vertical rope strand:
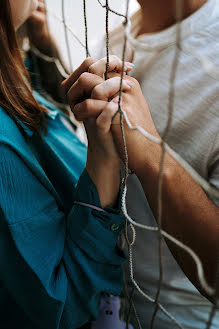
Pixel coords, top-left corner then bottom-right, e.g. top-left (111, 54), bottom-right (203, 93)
top-left (150, 1), bottom-right (183, 328)
top-left (123, 263), bottom-right (143, 329)
top-left (83, 0), bottom-right (89, 58)
top-left (61, 0), bottom-right (73, 72)
top-left (206, 305), bottom-right (218, 329)
top-left (116, 1), bottom-right (139, 328)
top-left (150, 148), bottom-right (165, 329)
top-left (118, 0), bottom-right (130, 188)
top-left (105, 0), bottom-right (110, 80)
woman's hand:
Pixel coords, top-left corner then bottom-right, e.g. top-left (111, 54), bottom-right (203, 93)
top-left (63, 57), bottom-right (135, 207)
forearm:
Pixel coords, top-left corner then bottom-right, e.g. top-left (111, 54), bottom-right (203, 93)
top-left (136, 140), bottom-right (219, 300)
top-left (86, 151), bottom-right (121, 208)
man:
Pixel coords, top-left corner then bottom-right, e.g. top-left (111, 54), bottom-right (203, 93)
top-left (65, 0), bottom-right (219, 328)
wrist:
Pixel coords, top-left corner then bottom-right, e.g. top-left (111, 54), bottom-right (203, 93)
top-left (86, 154), bottom-right (121, 208)
top-left (133, 139), bottom-right (163, 180)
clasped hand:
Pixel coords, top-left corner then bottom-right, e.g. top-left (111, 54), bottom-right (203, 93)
top-left (62, 56), bottom-right (160, 181)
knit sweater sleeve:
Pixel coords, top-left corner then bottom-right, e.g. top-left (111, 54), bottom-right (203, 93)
top-left (0, 143), bottom-right (125, 329)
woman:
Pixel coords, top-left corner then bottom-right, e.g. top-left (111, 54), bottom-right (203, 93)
top-left (0, 1), bottom-right (132, 328)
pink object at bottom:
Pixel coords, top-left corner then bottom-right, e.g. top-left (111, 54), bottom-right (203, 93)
top-left (91, 295), bottom-right (134, 329)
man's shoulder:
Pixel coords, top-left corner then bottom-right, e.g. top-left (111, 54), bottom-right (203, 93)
top-left (181, 9), bottom-right (219, 82)
top-left (186, 7), bottom-right (219, 52)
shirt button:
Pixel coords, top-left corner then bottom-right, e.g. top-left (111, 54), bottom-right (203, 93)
top-left (111, 223), bottom-right (120, 231)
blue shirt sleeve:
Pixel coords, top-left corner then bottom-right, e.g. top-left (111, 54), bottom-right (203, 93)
top-left (0, 143), bottom-right (125, 329)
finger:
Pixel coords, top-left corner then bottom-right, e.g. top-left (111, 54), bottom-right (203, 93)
top-left (62, 57), bottom-right (97, 91)
top-left (67, 72), bottom-right (103, 108)
top-left (107, 71), bottom-right (127, 79)
top-left (96, 101), bottom-right (120, 133)
top-left (91, 77), bottom-right (133, 101)
top-left (88, 55), bottom-right (135, 77)
top-left (73, 99), bottom-right (110, 121)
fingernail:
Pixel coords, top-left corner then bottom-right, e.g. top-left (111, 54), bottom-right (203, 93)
top-left (124, 80), bottom-right (133, 88)
top-left (125, 62), bottom-right (135, 67)
top-left (124, 62), bottom-right (135, 72)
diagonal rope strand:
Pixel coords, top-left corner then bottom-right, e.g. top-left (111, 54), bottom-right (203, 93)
top-left (120, 118), bottom-right (216, 298)
top-left (97, 0), bottom-right (127, 19)
top-left (39, 2), bottom-right (89, 53)
top-left (128, 247), bottom-right (185, 329)
top-left (61, 0), bottom-right (73, 72)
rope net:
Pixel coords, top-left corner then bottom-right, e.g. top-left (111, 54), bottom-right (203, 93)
top-left (35, 1), bottom-right (219, 328)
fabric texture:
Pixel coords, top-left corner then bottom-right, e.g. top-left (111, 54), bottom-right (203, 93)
top-left (91, 0), bottom-right (219, 328)
top-left (0, 91), bottom-right (125, 329)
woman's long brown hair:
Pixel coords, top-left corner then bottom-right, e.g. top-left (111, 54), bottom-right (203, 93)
top-left (0, 0), bottom-right (48, 138)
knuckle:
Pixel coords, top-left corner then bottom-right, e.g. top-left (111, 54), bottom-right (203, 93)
top-left (110, 55), bottom-right (119, 62)
top-left (78, 72), bottom-right (90, 85)
top-left (108, 103), bottom-right (119, 117)
top-left (67, 89), bottom-right (73, 104)
top-left (128, 76), bottom-right (139, 86)
top-left (73, 105), bottom-right (84, 121)
top-left (113, 76), bottom-right (121, 85)
top-left (96, 117), bottom-right (105, 128)
top-left (107, 72), bottom-right (120, 79)
top-left (96, 115), bottom-right (108, 130)
top-left (88, 64), bottom-right (96, 74)
top-left (92, 85), bottom-right (101, 99)
top-left (72, 105), bottom-right (79, 117)
top-left (74, 112), bottom-right (82, 121)
top-left (83, 98), bottom-right (92, 111)
top-left (83, 57), bottom-right (96, 69)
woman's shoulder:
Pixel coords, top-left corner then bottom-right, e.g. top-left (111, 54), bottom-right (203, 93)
top-left (0, 106), bottom-right (35, 162)
top-left (0, 106), bottom-right (28, 142)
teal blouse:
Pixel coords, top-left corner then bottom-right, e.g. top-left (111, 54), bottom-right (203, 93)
top-left (0, 91), bottom-right (125, 329)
